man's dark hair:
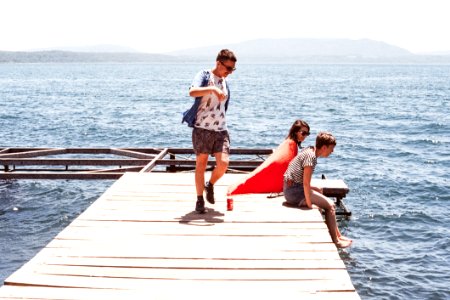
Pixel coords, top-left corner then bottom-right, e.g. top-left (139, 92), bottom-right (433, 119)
top-left (316, 132), bottom-right (336, 149)
top-left (217, 49), bottom-right (237, 62)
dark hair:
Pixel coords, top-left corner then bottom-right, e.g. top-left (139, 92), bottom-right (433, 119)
top-left (217, 49), bottom-right (237, 62)
top-left (316, 132), bottom-right (336, 149)
top-left (286, 119), bottom-right (310, 146)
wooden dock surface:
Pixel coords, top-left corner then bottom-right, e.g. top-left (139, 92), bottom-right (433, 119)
top-left (0, 172), bottom-right (360, 300)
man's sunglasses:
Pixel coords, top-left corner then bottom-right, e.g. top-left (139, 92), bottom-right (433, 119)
top-left (219, 61), bottom-right (236, 72)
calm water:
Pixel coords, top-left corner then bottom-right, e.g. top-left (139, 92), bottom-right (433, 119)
top-left (1, 63), bottom-right (449, 299)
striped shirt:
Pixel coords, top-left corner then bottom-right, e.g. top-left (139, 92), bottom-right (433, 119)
top-left (284, 146), bottom-right (317, 184)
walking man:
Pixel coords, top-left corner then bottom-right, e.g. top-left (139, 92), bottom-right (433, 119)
top-left (182, 49), bottom-right (237, 213)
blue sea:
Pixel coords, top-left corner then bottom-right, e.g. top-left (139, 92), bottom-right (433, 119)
top-left (1, 62), bottom-right (449, 299)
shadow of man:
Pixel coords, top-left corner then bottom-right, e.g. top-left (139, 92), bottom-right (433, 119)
top-left (177, 208), bottom-right (225, 226)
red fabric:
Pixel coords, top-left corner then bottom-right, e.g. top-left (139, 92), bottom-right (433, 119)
top-left (227, 139), bottom-right (298, 195)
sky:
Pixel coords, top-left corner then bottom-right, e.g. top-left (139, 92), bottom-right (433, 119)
top-left (1, 0), bottom-right (449, 54)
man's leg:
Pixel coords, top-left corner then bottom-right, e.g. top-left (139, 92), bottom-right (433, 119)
top-left (205, 130), bottom-right (230, 204)
top-left (310, 191), bottom-right (338, 242)
top-left (311, 191), bottom-right (351, 248)
top-left (195, 153), bottom-right (209, 213)
top-left (210, 151), bottom-right (229, 184)
top-left (204, 151), bottom-right (229, 204)
top-left (195, 153), bottom-right (209, 196)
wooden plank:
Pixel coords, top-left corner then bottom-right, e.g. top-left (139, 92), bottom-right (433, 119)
top-left (140, 148), bottom-right (169, 173)
top-left (75, 208), bottom-right (324, 223)
top-left (0, 284), bottom-right (360, 300)
top-left (0, 148), bottom-right (66, 158)
top-left (4, 272), bottom-right (356, 292)
top-left (86, 166), bottom-right (143, 173)
top-left (0, 158), bottom-right (150, 166)
top-left (88, 198), bottom-right (289, 208)
top-left (156, 159), bottom-right (263, 166)
top-left (110, 148), bottom-right (156, 159)
top-left (0, 172), bottom-right (124, 180)
top-left (54, 225), bottom-right (331, 240)
top-left (113, 172), bottom-right (242, 186)
top-left (10, 264), bottom-right (353, 281)
top-left (53, 224), bottom-right (332, 237)
top-left (16, 244), bottom-right (341, 264)
top-left (167, 147), bottom-right (272, 155)
top-left (44, 236), bottom-right (337, 252)
top-left (68, 219), bottom-right (328, 230)
top-left (33, 254), bottom-right (346, 269)
top-left (28, 246), bottom-right (341, 261)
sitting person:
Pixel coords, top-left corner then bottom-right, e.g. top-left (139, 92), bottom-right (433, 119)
top-left (283, 131), bottom-right (352, 248)
top-left (227, 119), bottom-right (310, 196)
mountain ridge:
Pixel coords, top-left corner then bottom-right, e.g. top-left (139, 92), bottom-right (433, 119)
top-left (30, 44), bottom-right (140, 53)
top-left (0, 50), bottom-right (178, 63)
top-left (166, 38), bottom-right (413, 58)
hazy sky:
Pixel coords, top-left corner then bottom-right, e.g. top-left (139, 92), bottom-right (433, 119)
top-left (1, 0), bottom-right (449, 54)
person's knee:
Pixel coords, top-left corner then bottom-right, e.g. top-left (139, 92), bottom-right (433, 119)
top-left (329, 203), bottom-right (336, 213)
top-left (216, 159), bottom-right (229, 171)
top-left (321, 201), bottom-right (336, 217)
top-left (215, 154), bottom-right (229, 169)
top-left (324, 199), bottom-right (335, 210)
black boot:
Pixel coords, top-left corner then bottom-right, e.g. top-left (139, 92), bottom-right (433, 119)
top-left (195, 196), bottom-right (206, 213)
top-left (204, 181), bottom-right (215, 204)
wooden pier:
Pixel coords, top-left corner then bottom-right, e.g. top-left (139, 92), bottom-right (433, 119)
top-left (0, 172), bottom-right (360, 300)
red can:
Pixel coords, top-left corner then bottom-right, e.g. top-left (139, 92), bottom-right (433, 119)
top-left (227, 198), bottom-right (234, 211)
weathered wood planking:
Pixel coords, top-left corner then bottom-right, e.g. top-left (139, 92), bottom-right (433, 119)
top-left (0, 172), bottom-right (359, 300)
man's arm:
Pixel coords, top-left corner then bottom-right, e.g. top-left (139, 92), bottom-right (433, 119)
top-left (189, 86), bottom-right (226, 101)
top-left (303, 166), bottom-right (313, 208)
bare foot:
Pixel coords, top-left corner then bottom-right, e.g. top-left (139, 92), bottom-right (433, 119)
top-left (335, 239), bottom-right (352, 248)
top-left (339, 235), bottom-right (353, 242)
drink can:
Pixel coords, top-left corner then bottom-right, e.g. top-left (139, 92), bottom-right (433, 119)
top-left (227, 198), bottom-right (233, 211)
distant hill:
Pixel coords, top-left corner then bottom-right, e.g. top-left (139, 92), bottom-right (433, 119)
top-left (0, 50), bottom-right (179, 63)
top-left (167, 38), bottom-right (413, 59)
top-left (31, 44), bottom-right (140, 53)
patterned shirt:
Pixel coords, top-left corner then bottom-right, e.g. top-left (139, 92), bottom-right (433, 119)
top-left (284, 146), bottom-right (317, 184)
top-left (193, 72), bottom-right (228, 132)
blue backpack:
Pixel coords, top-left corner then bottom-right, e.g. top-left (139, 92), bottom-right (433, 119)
top-left (182, 70), bottom-right (230, 128)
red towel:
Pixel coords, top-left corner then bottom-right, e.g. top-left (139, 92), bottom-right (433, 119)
top-left (227, 139), bottom-right (298, 195)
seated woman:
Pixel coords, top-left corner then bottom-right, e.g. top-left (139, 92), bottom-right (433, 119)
top-left (283, 132), bottom-right (352, 248)
top-left (227, 119), bottom-right (310, 195)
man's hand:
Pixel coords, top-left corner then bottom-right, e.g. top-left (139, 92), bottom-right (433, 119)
top-left (212, 87), bottom-right (227, 101)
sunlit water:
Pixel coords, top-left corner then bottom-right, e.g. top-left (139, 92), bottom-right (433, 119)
top-left (1, 63), bottom-right (449, 299)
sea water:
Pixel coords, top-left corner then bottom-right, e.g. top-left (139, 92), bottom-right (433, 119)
top-left (0, 63), bottom-right (449, 299)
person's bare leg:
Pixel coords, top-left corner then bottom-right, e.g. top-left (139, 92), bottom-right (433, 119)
top-left (204, 152), bottom-right (229, 204)
top-left (311, 191), bottom-right (351, 248)
top-left (209, 152), bottom-right (229, 184)
top-left (194, 153), bottom-right (210, 212)
top-left (195, 154), bottom-right (209, 195)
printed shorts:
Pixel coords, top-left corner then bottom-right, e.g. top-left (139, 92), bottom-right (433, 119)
top-left (192, 127), bottom-right (230, 155)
